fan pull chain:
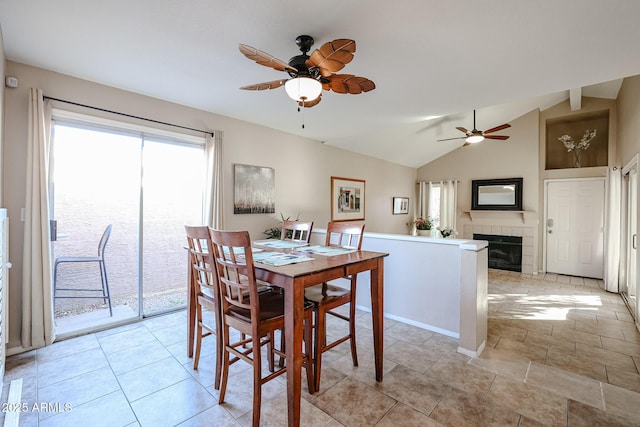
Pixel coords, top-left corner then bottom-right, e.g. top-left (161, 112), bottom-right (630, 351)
top-left (298, 100), bottom-right (306, 129)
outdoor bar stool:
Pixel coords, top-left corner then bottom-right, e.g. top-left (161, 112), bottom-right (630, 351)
top-left (53, 224), bottom-right (113, 316)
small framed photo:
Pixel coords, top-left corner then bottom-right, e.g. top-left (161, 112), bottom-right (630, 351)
top-left (393, 197), bottom-right (409, 215)
top-left (331, 176), bottom-right (365, 221)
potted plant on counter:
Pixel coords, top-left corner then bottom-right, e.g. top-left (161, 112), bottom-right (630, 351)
top-left (438, 226), bottom-right (458, 238)
top-left (414, 217), bottom-right (433, 237)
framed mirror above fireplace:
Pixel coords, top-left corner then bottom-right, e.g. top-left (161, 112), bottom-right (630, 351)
top-left (471, 177), bottom-right (523, 211)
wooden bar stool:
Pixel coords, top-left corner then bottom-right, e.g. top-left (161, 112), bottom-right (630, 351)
top-left (184, 225), bottom-right (222, 390)
top-left (304, 221), bottom-right (365, 392)
top-left (209, 229), bottom-right (315, 427)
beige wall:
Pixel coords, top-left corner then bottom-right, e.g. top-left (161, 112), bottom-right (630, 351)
top-left (617, 75), bottom-right (640, 167)
top-left (418, 97), bottom-right (619, 274)
top-left (538, 96), bottom-right (616, 182)
top-left (417, 109), bottom-right (539, 213)
top-left (417, 110), bottom-right (540, 272)
top-left (2, 61), bottom-right (416, 349)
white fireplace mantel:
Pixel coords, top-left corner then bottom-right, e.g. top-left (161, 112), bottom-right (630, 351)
top-left (464, 210), bottom-right (537, 224)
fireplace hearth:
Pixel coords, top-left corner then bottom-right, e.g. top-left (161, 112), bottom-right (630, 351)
top-left (474, 233), bottom-right (523, 272)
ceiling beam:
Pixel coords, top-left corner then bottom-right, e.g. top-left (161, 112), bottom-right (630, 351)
top-left (570, 87), bottom-right (582, 111)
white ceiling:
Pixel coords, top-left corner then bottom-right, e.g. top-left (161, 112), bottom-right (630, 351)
top-left (1, 1), bottom-right (639, 168)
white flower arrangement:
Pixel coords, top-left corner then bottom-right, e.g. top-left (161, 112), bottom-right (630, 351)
top-left (557, 129), bottom-right (597, 167)
top-left (438, 226), bottom-right (457, 238)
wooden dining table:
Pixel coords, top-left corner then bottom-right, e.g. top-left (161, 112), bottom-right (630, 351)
top-left (186, 246), bottom-right (389, 427)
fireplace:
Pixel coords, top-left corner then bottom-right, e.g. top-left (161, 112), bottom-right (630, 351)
top-left (474, 234), bottom-right (523, 272)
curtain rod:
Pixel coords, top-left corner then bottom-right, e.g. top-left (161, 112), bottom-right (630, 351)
top-left (43, 96), bottom-right (214, 137)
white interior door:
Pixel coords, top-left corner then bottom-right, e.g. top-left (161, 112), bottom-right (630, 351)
top-left (546, 179), bottom-right (605, 278)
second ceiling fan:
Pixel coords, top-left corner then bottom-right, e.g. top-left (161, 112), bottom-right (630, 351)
top-left (437, 110), bottom-right (511, 146)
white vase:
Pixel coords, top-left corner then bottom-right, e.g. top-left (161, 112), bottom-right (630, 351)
top-left (417, 229), bottom-right (431, 237)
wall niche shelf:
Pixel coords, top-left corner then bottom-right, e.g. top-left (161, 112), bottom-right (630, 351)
top-left (464, 210), bottom-right (536, 224)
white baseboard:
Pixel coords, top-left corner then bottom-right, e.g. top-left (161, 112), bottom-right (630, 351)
top-left (6, 346), bottom-right (32, 357)
top-left (457, 340), bottom-right (486, 358)
top-left (355, 304), bottom-right (459, 339)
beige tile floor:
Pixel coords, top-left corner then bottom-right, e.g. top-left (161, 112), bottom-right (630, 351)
top-left (2, 269), bottom-right (640, 426)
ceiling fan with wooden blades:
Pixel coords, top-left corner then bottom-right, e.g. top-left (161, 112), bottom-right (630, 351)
top-left (437, 110), bottom-right (511, 146)
top-left (239, 35), bottom-right (375, 108)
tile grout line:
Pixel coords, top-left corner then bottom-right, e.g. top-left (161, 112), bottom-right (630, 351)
top-left (522, 361), bottom-right (532, 383)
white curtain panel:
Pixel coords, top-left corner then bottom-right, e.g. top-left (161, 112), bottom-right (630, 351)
top-left (604, 167), bottom-right (621, 293)
top-left (440, 180), bottom-right (458, 231)
top-left (22, 88), bottom-right (55, 348)
top-left (417, 180), bottom-right (458, 232)
top-left (417, 182), bottom-right (428, 220)
top-left (204, 131), bottom-right (223, 229)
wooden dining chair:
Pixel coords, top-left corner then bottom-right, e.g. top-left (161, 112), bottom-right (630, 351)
top-left (209, 229), bottom-right (315, 427)
top-left (184, 225), bottom-right (222, 390)
top-left (281, 220), bottom-right (314, 244)
top-left (304, 221), bottom-right (365, 392)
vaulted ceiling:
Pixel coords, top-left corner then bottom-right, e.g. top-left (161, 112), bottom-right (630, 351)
top-left (1, 1), bottom-right (639, 167)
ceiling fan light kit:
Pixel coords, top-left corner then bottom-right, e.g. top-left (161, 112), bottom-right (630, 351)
top-left (437, 110), bottom-right (511, 146)
top-left (465, 134), bottom-right (485, 144)
top-left (284, 76), bottom-right (322, 103)
top-left (239, 35), bottom-right (375, 112)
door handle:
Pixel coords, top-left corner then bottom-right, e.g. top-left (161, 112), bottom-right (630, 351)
top-left (633, 234), bottom-right (637, 250)
top-left (50, 219), bottom-right (57, 241)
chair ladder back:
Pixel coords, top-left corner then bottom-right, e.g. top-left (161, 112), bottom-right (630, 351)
top-left (185, 225), bottom-right (218, 301)
top-left (209, 229), bottom-right (259, 314)
top-left (281, 220), bottom-right (314, 244)
top-left (325, 222), bottom-right (365, 250)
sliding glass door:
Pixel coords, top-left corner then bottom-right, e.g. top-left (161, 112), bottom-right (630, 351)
top-left (141, 138), bottom-right (205, 315)
top-left (51, 118), bottom-right (205, 331)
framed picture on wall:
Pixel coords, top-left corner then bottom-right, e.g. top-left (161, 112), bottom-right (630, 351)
top-left (392, 197), bottom-right (409, 214)
top-left (331, 176), bottom-right (365, 221)
top-left (233, 164), bottom-right (275, 214)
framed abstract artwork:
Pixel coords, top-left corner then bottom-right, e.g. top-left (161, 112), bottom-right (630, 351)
top-left (233, 164), bottom-right (275, 214)
top-left (331, 176), bottom-right (365, 221)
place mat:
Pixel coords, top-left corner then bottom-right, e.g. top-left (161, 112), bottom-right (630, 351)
top-left (253, 239), bottom-right (309, 249)
top-left (222, 246), bottom-right (263, 255)
top-left (294, 245), bottom-right (357, 256)
top-left (252, 251), bottom-right (314, 266)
